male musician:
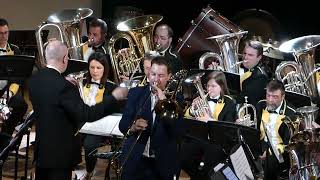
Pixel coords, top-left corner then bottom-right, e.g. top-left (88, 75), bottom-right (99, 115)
top-left (256, 79), bottom-right (295, 180)
top-left (237, 40), bottom-right (268, 107)
top-left (0, 18), bottom-right (27, 137)
top-left (154, 24), bottom-right (182, 74)
top-left (28, 40), bottom-right (128, 180)
top-left (119, 56), bottom-right (184, 180)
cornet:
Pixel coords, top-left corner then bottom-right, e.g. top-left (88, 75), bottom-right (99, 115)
top-left (236, 96), bottom-right (257, 128)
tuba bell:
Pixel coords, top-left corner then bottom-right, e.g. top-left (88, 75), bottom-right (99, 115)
top-left (35, 8), bottom-right (93, 66)
top-left (277, 35), bottom-right (320, 98)
top-left (108, 15), bottom-right (163, 84)
top-left (206, 31), bottom-right (248, 74)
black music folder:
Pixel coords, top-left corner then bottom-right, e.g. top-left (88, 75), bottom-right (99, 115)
top-left (63, 59), bottom-right (88, 76)
top-left (285, 91), bottom-right (311, 108)
top-left (207, 121), bottom-right (260, 158)
top-left (0, 55), bottom-right (35, 83)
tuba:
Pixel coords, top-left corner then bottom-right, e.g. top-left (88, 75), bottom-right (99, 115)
top-left (184, 72), bottom-right (214, 119)
top-left (206, 31), bottom-right (248, 74)
top-left (277, 35), bottom-right (320, 98)
top-left (35, 8), bottom-right (93, 66)
top-left (108, 15), bottom-right (163, 84)
top-left (237, 96), bottom-right (257, 128)
top-left (284, 106), bottom-right (320, 180)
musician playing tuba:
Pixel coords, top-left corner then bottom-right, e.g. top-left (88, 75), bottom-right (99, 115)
top-left (256, 79), bottom-right (296, 180)
top-left (236, 40), bottom-right (269, 107)
top-left (185, 71), bottom-right (237, 122)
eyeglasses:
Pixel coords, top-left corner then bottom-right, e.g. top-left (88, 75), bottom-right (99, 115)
top-left (0, 31), bottom-right (8, 36)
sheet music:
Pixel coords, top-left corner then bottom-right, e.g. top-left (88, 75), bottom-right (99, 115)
top-left (265, 126), bottom-right (284, 163)
top-left (230, 145), bottom-right (254, 180)
top-left (79, 113), bottom-right (123, 137)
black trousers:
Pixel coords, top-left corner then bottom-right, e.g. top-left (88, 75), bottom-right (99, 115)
top-left (35, 166), bottom-right (72, 180)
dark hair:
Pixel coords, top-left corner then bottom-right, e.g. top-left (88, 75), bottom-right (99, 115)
top-left (143, 51), bottom-right (160, 62)
top-left (86, 52), bottom-right (109, 86)
top-left (266, 79), bottom-right (285, 95)
top-left (151, 56), bottom-right (172, 74)
top-left (205, 71), bottom-right (230, 96)
top-left (89, 18), bottom-right (108, 35)
top-left (246, 40), bottom-right (263, 56)
top-left (0, 18), bottom-right (8, 27)
top-left (156, 24), bottom-right (173, 38)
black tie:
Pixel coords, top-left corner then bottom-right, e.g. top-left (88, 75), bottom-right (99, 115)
top-left (268, 110), bottom-right (277, 114)
top-left (0, 49), bottom-right (6, 52)
top-left (207, 97), bottom-right (218, 103)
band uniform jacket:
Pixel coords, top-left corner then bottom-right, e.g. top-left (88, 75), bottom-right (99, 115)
top-left (28, 68), bottom-right (117, 168)
top-left (0, 43), bottom-right (21, 55)
top-left (185, 95), bottom-right (237, 122)
top-left (238, 64), bottom-right (268, 107)
top-left (118, 85), bottom-right (184, 178)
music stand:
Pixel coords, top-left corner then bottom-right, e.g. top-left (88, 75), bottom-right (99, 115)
top-left (182, 117), bottom-right (209, 143)
top-left (189, 69), bottom-right (241, 95)
top-left (62, 59), bottom-right (87, 76)
top-left (0, 55), bottom-right (35, 83)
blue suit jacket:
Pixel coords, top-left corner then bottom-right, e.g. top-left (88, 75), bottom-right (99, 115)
top-left (119, 85), bottom-right (184, 179)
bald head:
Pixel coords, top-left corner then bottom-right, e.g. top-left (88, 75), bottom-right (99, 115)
top-left (45, 40), bottom-right (68, 72)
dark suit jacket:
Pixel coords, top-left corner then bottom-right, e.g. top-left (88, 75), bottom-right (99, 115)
top-left (237, 65), bottom-right (268, 107)
top-left (28, 68), bottom-right (117, 169)
top-left (118, 85), bottom-right (184, 179)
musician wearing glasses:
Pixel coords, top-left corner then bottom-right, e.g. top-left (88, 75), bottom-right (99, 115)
top-left (78, 52), bottom-right (124, 180)
top-left (154, 24), bottom-right (182, 74)
top-left (28, 40), bottom-right (128, 180)
top-left (182, 71), bottom-right (236, 179)
top-left (237, 40), bottom-right (268, 107)
top-left (256, 80), bottom-right (295, 180)
top-left (119, 56), bottom-right (184, 179)
top-left (0, 18), bottom-right (27, 137)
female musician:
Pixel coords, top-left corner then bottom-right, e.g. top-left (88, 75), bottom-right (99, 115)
top-left (80, 52), bottom-right (120, 180)
top-left (182, 71), bottom-right (237, 179)
top-left (185, 71), bottom-right (237, 122)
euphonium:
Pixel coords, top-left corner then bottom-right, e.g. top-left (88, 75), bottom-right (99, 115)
top-left (237, 96), bottom-right (257, 128)
top-left (108, 15), bottom-right (163, 84)
top-left (184, 72), bottom-right (214, 119)
top-left (35, 8), bottom-right (93, 66)
top-left (278, 35), bottom-right (320, 98)
top-left (205, 31), bottom-right (248, 74)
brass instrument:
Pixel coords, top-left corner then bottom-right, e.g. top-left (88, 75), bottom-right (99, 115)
top-left (283, 106), bottom-right (320, 180)
top-left (108, 15), bottom-right (163, 84)
top-left (35, 8), bottom-right (93, 66)
top-left (206, 31), bottom-right (248, 74)
top-left (184, 72), bottom-right (214, 119)
top-left (236, 96), bottom-right (257, 128)
top-left (198, 52), bottom-right (224, 70)
top-left (0, 98), bottom-right (11, 121)
top-left (66, 70), bottom-right (88, 100)
top-left (277, 35), bottom-right (320, 98)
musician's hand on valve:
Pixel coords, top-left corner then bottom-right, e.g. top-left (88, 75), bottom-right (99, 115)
top-left (118, 48), bottom-right (131, 60)
top-left (151, 84), bottom-right (166, 100)
top-left (196, 111), bottom-right (210, 122)
top-left (259, 151), bottom-right (267, 160)
top-left (130, 118), bottom-right (148, 132)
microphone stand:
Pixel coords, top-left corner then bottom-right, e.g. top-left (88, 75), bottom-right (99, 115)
top-left (112, 88), bottom-right (153, 179)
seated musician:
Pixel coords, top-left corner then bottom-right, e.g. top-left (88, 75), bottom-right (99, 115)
top-left (237, 40), bottom-right (268, 107)
top-left (0, 18), bottom-right (27, 137)
top-left (185, 71), bottom-right (237, 122)
top-left (256, 79), bottom-right (295, 180)
top-left (182, 71), bottom-right (236, 179)
top-left (79, 52), bottom-right (122, 180)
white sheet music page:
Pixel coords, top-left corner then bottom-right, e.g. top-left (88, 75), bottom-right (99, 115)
top-left (79, 113), bottom-right (123, 137)
top-left (230, 145), bottom-right (254, 180)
